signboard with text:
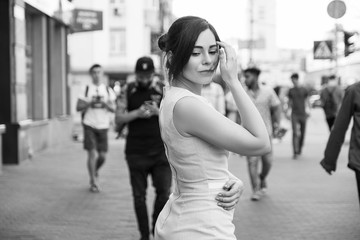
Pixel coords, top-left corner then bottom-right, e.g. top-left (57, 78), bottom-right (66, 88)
top-left (72, 9), bottom-right (103, 33)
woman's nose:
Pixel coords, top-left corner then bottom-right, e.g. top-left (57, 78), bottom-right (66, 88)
top-left (202, 53), bottom-right (211, 65)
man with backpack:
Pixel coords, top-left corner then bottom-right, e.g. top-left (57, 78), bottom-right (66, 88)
top-left (76, 64), bottom-right (117, 192)
top-left (320, 75), bottom-right (344, 131)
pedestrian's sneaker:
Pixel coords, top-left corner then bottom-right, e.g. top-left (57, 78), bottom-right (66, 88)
top-left (89, 184), bottom-right (100, 193)
top-left (251, 191), bottom-right (262, 201)
top-left (260, 179), bottom-right (267, 195)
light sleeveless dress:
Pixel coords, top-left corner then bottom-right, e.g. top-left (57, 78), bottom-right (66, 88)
top-left (154, 86), bottom-right (239, 240)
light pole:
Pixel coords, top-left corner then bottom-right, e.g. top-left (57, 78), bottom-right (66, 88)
top-left (333, 23), bottom-right (339, 78)
top-left (248, 0), bottom-right (254, 66)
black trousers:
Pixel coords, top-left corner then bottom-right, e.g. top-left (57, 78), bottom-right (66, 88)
top-left (126, 151), bottom-right (172, 239)
top-left (355, 169), bottom-right (360, 208)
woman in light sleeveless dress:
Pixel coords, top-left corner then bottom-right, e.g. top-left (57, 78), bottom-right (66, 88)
top-left (154, 16), bottom-right (271, 240)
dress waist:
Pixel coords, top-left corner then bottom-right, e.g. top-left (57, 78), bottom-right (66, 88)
top-left (173, 179), bottom-right (228, 195)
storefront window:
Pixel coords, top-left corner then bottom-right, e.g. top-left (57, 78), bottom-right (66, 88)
top-left (109, 29), bottom-right (126, 56)
top-left (25, 12), bottom-right (34, 119)
top-left (25, 5), bottom-right (50, 120)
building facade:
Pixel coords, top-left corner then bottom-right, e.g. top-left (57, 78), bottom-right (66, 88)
top-left (238, 0), bottom-right (278, 67)
top-left (0, 0), bottom-right (74, 166)
top-left (68, 0), bottom-right (173, 122)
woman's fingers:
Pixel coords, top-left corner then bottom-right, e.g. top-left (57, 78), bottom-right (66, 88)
top-left (217, 41), bottom-right (236, 63)
top-left (216, 41), bottom-right (238, 83)
top-left (216, 179), bottom-right (244, 211)
top-left (219, 48), bottom-right (226, 66)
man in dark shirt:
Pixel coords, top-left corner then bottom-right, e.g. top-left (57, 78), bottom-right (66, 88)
top-left (287, 73), bottom-right (310, 159)
top-left (320, 81), bottom-right (360, 206)
top-left (115, 57), bottom-right (171, 240)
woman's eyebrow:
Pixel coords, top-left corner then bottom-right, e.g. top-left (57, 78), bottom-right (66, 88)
top-left (193, 44), bottom-right (218, 49)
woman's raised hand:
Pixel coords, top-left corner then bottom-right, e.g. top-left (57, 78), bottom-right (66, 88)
top-left (217, 41), bottom-right (238, 85)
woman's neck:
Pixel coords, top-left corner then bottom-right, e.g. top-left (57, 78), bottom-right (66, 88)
top-left (172, 75), bottom-right (202, 95)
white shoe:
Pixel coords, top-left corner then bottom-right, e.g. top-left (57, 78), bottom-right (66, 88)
top-left (260, 187), bottom-right (267, 195)
top-left (251, 191), bottom-right (262, 201)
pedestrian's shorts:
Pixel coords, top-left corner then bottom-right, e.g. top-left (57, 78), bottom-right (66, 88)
top-left (83, 124), bottom-right (108, 152)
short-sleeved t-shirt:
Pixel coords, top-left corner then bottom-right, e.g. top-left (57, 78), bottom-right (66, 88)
top-left (80, 83), bottom-right (116, 129)
top-left (288, 86), bottom-right (308, 117)
top-left (201, 82), bottom-right (225, 114)
top-left (247, 86), bottom-right (281, 135)
top-left (119, 81), bottom-right (165, 155)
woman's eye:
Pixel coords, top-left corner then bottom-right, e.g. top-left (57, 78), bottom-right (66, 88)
top-left (191, 52), bottom-right (201, 56)
top-left (209, 51), bottom-right (218, 55)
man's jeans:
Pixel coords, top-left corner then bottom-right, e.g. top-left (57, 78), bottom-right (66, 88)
top-left (291, 114), bottom-right (307, 155)
top-left (355, 169), bottom-right (360, 207)
top-left (126, 152), bottom-right (171, 239)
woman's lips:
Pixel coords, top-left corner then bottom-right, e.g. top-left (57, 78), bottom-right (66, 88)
top-left (200, 68), bottom-right (215, 74)
top-left (199, 70), bottom-right (214, 76)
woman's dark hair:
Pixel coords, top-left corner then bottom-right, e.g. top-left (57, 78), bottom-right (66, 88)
top-left (158, 16), bottom-right (221, 81)
top-left (244, 67), bottom-right (261, 77)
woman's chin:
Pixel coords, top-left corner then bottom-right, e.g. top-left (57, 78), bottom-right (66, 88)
top-left (202, 75), bottom-right (214, 85)
top-left (199, 72), bottom-right (215, 82)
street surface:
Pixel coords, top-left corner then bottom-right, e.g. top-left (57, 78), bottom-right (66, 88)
top-left (0, 108), bottom-right (359, 240)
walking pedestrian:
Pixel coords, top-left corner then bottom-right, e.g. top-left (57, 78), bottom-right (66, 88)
top-left (320, 81), bottom-right (360, 207)
top-left (115, 56), bottom-right (171, 240)
top-left (243, 67), bottom-right (282, 201)
top-left (115, 80), bottom-right (128, 139)
top-left (287, 73), bottom-right (310, 159)
top-left (76, 64), bottom-right (117, 192)
top-left (116, 56), bottom-right (245, 240)
top-left (155, 16), bottom-right (270, 239)
top-left (320, 75), bottom-right (344, 131)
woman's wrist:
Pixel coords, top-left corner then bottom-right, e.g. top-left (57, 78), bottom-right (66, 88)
top-left (227, 79), bottom-right (244, 92)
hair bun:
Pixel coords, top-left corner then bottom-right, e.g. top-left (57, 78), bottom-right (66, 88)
top-left (158, 33), bottom-right (168, 51)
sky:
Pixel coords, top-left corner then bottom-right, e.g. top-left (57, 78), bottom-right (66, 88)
top-left (171, 0), bottom-right (360, 50)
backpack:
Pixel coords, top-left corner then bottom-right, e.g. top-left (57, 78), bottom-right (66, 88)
top-left (81, 85), bottom-right (111, 122)
top-left (323, 88), bottom-right (337, 114)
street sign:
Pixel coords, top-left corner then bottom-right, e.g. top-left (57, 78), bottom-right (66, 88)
top-left (327, 0), bottom-right (346, 19)
top-left (313, 41), bottom-right (333, 59)
top-left (72, 9), bottom-right (103, 33)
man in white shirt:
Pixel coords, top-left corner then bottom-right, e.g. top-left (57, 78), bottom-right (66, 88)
top-left (76, 64), bottom-right (116, 192)
top-left (244, 67), bottom-right (282, 201)
top-left (202, 82), bottom-right (226, 114)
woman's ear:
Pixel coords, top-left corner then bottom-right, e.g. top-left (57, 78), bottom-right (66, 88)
top-left (168, 51), bottom-right (173, 65)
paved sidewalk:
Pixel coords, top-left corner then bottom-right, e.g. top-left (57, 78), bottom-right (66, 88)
top-left (0, 109), bottom-right (359, 240)
top-left (0, 135), bottom-right (139, 240)
top-left (231, 109), bottom-right (360, 240)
